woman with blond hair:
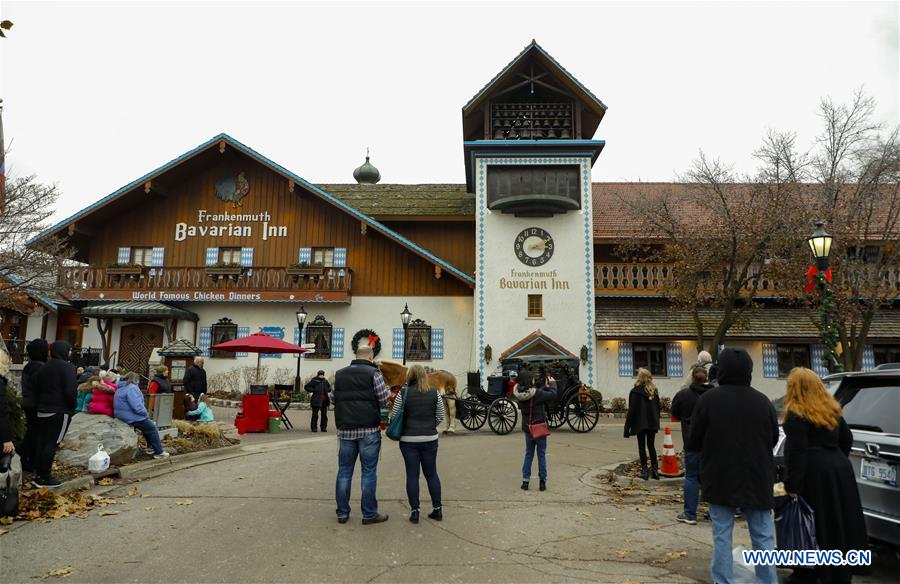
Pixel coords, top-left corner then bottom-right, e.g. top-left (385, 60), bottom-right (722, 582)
top-left (624, 368), bottom-right (662, 480)
top-left (389, 364), bottom-right (445, 523)
top-left (783, 367), bottom-right (866, 584)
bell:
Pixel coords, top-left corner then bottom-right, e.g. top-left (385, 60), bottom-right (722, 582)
top-left (552, 119), bottom-right (560, 128)
top-left (559, 128), bottom-right (571, 139)
top-left (493, 128), bottom-right (504, 139)
top-left (493, 118), bottom-right (502, 128)
top-left (546, 127), bottom-right (557, 139)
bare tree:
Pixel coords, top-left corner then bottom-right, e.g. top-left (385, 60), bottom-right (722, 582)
top-left (621, 134), bottom-right (810, 356)
top-left (0, 174), bottom-right (73, 307)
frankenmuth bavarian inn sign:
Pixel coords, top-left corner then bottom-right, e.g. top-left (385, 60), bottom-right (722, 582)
top-left (174, 210), bottom-right (288, 242)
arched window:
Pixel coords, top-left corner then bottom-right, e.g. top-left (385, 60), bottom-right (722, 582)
top-left (405, 319), bottom-right (432, 361)
top-left (306, 315), bottom-right (333, 360)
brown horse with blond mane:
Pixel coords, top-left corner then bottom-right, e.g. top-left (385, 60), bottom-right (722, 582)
top-left (377, 361), bottom-right (458, 433)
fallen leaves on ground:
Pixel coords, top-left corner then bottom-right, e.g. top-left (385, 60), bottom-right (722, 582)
top-left (127, 486), bottom-right (139, 497)
top-left (15, 489), bottom-right (122, 523)
top-left (98, 510), bottom-right (119, 517)
top-left (44, 566), bottom-right (73, 578)
top-left (579, 511), bottom-right (593, 517)
top-left (176, 499), bottom-right (193, 506)
top-left (141, 493), bottom-right (150, 498)
top-left (653, 551), bottom-right (688, 565)
top-left (616, 549), bottom-right (630, 558)
top-left (144, 506), bottom-right (156, 511)
top-left (0, 527), bottom-right (9, 535)
top-left (98, 478), bottom-right (114, 486)
top-left (0, 516), bottom-right (12, 525)
top-left (636, 507), bottom-right (647, 512)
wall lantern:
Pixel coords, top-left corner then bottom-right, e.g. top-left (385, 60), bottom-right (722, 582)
top-left (580, 344), bottom-right (589, 364)
top-left (483, 344), bottom-right (493, 364)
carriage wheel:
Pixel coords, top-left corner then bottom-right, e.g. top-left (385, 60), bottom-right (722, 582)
top-left (565, 392), bottom-right (600, 432)
top-left (488, 397), bottom-right (518, 435)
top-left (457, 398), bottom-right (487, 431)
top-left (546, 406), bottom-right (566, 429)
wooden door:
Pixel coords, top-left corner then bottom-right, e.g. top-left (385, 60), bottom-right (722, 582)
top-left (118, 324), bottom-right (164, 378)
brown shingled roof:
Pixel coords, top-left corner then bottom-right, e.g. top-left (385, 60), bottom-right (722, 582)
top-left (319, 184), bottom-right (474, 217)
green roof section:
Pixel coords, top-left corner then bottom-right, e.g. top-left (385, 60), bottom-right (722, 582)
top-left (319, 184), bottom-right (474, 217)
top-left (81, 301), bottom-right (199, 322)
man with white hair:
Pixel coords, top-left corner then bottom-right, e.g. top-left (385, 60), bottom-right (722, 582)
top-left (332, 345), bottom-right (391, 525)
top-left (182, 356), bottom-right (207, 402)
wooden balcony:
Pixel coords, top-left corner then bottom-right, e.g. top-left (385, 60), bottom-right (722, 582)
top-left (593, 262), bottom-right (783, 297)
top-left (60, 266), bottom-right (352, 303)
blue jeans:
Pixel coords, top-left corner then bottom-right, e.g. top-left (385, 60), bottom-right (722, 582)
top-left (399, 440), bottom-right (441, 511)
top-left (522, 433), bottom-right (547, 481)
top-left (335, 432), bottom-right (381, 520)
top-left (132, 418), bottom-right (163, 455)
top-left (683, 451), bottom-right (701, 520)
top-left (709, 504), bottom-right (777, 584)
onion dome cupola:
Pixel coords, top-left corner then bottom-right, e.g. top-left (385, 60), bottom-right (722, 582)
top-left (353, 150), bottom-right (381, 184)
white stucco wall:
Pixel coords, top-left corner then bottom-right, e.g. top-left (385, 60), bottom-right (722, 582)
top-left (80, 296), bottom-right (474, 383)
top-left (474, 157), bottom-right (596, 387)
top-left (595, 339), bottom-right (790, 402)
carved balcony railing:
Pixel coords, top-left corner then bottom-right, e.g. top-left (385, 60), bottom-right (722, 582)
top-left (59, 266), bottom-right (352, 300)
top-left (594, 263), bottom-right (786, 297)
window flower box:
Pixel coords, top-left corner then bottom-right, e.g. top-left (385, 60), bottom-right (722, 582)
top-left (205, 263), bottom-right (244, 278)
top-left (106, 264), bottom-right (144, 278)
top-left (286, 262), bottom-right (325, 277)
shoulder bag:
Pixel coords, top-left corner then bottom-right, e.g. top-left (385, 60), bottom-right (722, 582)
top-left (528, 396), bottom-right (550, 440)
top-left (385, 386), bottom-right (408, 441)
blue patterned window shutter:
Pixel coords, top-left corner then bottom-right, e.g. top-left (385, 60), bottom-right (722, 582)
top-left (199, 327), bottom-right (211, 357)
top-left (117, 247), bottom-right (131, 264)
top-left (334, 248), bottom-right (347, 268)
top-left (149, 247), bottom-right (165, 276)
top-left (431, 328), bottom-right (444, 359)
top-left (205, 247), bottom-right (219, 266)
top-left (762, 343), bottom-right (779, 378)
top-left (293, 327), bottom-right (301, 359)
top-left (240, 247), bottom-right (254, 275)
top-left (299, 327), bottom-right (309, 359)
top-left (298, 248), bottom-right (312, 264)
top-left (862, 345), bottom-right (875, 371)
top-left (333, 327), bottom-right (345, 358)
top-left (666, 343), bottom-right (683, 377)
top-left (618, 342), bottom-right (634, 377)
top-left (236, 327), bottom-right (250, 357)
top-left (392, 328), bottom-right (405, 360)
top-left (811, 344), bottom-right (829, 377)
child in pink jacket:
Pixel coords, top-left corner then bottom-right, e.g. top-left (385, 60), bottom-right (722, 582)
top-left (88, 371), bottom-right (117, 416)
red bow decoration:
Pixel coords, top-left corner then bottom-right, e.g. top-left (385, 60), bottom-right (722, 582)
top-left (804, 266), bottom-right (832, 292)
top-left (368, 334), bottom-right (379, 347)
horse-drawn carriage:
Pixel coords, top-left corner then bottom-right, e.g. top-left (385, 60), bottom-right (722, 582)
top-left (455, 355), bottom-right (601, 435)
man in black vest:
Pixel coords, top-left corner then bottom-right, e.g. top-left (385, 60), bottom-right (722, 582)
top-left (332, 346), bottom-right (390, 525)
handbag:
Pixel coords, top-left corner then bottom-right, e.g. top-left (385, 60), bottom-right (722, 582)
top-left (774, 495), bottom-right (819, 551)
top-left (527, 397), bottom-right (550, 440)
top-left (385, 386), bottom-right (408, 441)
top-left (0, 453), bottom-right (20, 518)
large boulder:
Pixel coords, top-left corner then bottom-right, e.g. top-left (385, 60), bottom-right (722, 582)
top-left (57, 413), bottom-right (138, 468)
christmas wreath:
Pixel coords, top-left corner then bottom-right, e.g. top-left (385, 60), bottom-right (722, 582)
top-left (350, 328), bottom-right (382, 357)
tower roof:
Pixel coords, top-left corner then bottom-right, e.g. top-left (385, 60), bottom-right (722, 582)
top-left (353, 153), bottom-right (381, 184)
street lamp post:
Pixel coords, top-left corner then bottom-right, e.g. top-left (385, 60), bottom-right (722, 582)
top-left (400, 303), bottom-right (412, 366)
top-left (807, 221), bottom-right (840, 372)
top-left (295, 305), bottom-right (308, 391)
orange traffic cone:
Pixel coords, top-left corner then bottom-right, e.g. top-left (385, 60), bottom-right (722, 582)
top-left (659, 425), bottom-right (683, 477)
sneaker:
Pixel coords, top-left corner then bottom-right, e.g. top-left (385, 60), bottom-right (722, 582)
top-left (539, 480), bottom-right (547, 491)
top-left (33, 476), bottom-right (63, 488)
top-left (676, 513), bottom-right (697, 525)
top-left (428, 508), bottom-right (442, 521)
top-left (409, 509), bottom-right (420, 524)
top-left (145, 448), bottom-right (155, 455)
top-left (521, 481), bottom-right (529, 491)
top-left (153, 451), bottom-right (171, 459)
top-left (362, 514), bottom-right (389, 525)
top-left (337, 516), bottom-right (349, 524)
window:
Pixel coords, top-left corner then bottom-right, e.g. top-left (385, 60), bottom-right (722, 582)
top-left (487, 165), bottom-right (580, 207)
top-left (633, 343), bottom-right (667, 377)
top-left (131, 247), bottom-right (153, 266)
top-left (312, 247), bottom-right (335, 267)
top-left (777, 344), bottom-right (810, 377)
top-left (305, 315), bottom-right (333, 360)
top-left (210, 317), bottom-right (238, 359)
top-left (873, 345), bottom-right (900, 367)
top-left (527, 294), bottom-right (543, 318)
top-left (405, 319), bottom-right (432, 361)
top-left (219, 247), bottom-right (242, 265)
top-left (842, 386), bottom-right (900, 434)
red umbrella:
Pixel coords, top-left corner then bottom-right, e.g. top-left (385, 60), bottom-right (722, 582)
top-left (212, 332), bottom-right (311, 381)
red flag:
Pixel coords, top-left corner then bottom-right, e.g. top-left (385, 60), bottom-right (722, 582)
top-left (804, 266), bottom-right (832, 293)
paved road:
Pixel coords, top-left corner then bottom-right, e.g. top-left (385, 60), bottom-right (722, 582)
top-left (2, 412), bottom-right (896, 583)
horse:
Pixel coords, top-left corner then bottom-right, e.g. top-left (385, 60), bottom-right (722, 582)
top-left (377, 360), bottom-right (458, 433)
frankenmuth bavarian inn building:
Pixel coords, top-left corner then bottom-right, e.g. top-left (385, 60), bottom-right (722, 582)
top-left (20, 41), bottom-right (900, 399)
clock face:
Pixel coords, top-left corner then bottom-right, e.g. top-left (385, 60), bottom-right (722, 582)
top-left (514, 227), bottom-right (554, 266)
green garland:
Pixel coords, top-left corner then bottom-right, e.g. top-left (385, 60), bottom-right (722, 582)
top-left (350, 328), bottom-right (382, 358)
top-left (813, 272), bottom-right (843, 373)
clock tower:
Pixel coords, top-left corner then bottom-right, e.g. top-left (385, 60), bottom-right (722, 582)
top-left (463, 41), bottom-right (606, 388)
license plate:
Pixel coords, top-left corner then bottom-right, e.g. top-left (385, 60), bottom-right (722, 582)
top-left (860, 458), bottom-right (898, 486)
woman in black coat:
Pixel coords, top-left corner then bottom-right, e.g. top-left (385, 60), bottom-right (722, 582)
top-left (624, 368), bottom-right (662, 480)
top-left (783, 368), bottom-right (867, 584)
top-left (513, 371), bottom-right (557, 492)
top-left (20, 339), bottom-right (48, 471)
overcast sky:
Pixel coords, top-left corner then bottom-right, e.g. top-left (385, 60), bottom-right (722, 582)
top-left (2, 1), bottom-right (898, 223)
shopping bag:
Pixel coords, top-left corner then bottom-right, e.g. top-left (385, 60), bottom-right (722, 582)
top-left (385, 386), bottom-right (408, 441)
top-left (88, 444), bottom-right (111, 474)
top-left (774, 495), bottom-right (819, 551)
top-left (0, 453), bottom-right (21, 518)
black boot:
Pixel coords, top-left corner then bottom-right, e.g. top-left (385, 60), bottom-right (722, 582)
top-left (651, 464), bottom-right (660, 480)
top-left (539, 480), bottom-right (546, 491)
top-left (521, 481), bottom-right (529, 491)
top-left (409, 509), bottom-right (419, 524)
top-left (640, 465), bottom-right (649, 481)
top-left (428, 508), bottom-right (442, 521)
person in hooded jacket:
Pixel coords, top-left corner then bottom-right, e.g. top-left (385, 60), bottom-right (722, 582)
top-left (19, 338), bottom-right (48, 471)
top-left (512, 370), bottom-right (557, 492)
top-left (687, 347), bottom-right (779, 584)
top-left (0, 350), bottom-right (15, 457)
top-left (305, 370), bottom-right (331, 432)
top-left (624, 368), bottom-right (662, 480)
top-left (671, 366), bottom-right (712, 525)
top-left (32, 341), bottom-right (78, 488)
